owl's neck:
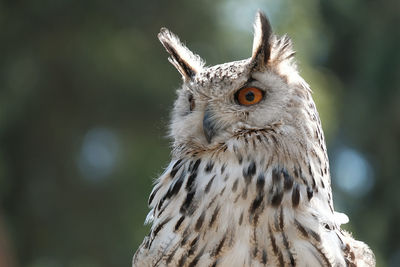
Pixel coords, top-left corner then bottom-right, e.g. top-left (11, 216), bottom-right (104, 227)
top-left (143, 121), bottom-right (344, 266)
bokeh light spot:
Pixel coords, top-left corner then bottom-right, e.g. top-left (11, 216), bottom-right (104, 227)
top-left (332, 146), bottom-right (374, 197)
top-left (78, 128), bottom-right (120, 181)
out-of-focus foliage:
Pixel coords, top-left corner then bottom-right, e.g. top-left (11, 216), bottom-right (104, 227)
top-left (0, 0), bottom-right (398, 266)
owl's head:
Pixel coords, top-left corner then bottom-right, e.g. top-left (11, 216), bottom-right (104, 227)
top-left (159, 12), bottom-right (318, 156)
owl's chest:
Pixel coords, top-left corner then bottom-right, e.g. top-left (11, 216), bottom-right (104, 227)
top-left (143, 155), bottom-right (341, 266)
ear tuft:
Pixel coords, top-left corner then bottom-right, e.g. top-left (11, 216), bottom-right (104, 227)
top-left (251, 11), bottom-right (273, 67)
top-left (158, 28), bottom-right (204, 80)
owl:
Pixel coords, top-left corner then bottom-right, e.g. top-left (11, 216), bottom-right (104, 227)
top-left (133, 12), bottom-right (375, 267)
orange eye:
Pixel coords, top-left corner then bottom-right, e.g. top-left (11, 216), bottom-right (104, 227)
top-left (235, 87), bottom-right (264, 106)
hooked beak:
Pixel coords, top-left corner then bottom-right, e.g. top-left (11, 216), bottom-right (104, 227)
top-left (203, 106), bottom-right (218, 144)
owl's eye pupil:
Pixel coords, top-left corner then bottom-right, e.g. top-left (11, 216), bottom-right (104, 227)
top-left (245, 92), bottom-right (255, 102)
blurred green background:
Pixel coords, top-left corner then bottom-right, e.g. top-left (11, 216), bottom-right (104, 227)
top-left (0, 0), bottom-right (399, 266)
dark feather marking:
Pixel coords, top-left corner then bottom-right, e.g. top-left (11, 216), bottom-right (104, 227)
top-left (293, 167), bottom-right (299, 178)
top-left (190, 158), bottom-right (201, 173)
top-left (195, 211), bottom-right (205, 231)
top-left (143, 235), bottom-right (150, 249)
top-left (307, 186), bottom-right (314, 200)
top-left (282, 51), bottom-right (296, 60)
top-left (309, 229), bottom-right (321, 242)
top-left (250, 194), bottom-right (264, 215)
top-left (180, 227), bottom-right (190, 246)
top-left (282, 231), bottom-right (295, 266)
top-left (311, 243), bottom-right (332, 267)
top-left (243, 160), bottom-right (256, 183)
top-left (252, 12), bottom-right (273, 65)
top-left (270, 189), bottom-right (283, 207)
top-left (170, 159), bottom-right (183, 178)
top-left (343, 243), bottom-right (356, 266)
top-left (298, 167), bottom-right (308, 186)
top-left (185, 173), bottom-right (197, 191)
top-left (283, 168), bottom-right (294, 191)
top-left (239, 212), bottom-right (244, 225)
top-left (273, 210), bottom-right (280, 231)
top-left (161, 41), bottom-right (197, 78)
top-left (279, 207), bottom-right (284, 231)
top-left (220, 163), bottom-right (226, 174)
top-left (269, 226), bottom-right (278, 255)
top-left (270, 168), bottom-right (284, 206)
top-left (180, 191), bottom-right (195, 215)
top-left (278, 250), bottom-right (284, 267)
top-left (219, 186), bottom-right (226, 196)
top-left (148, 185), bottom-right (160, 205)
top-left (186, 160), bottom-right (201, 191)
top-left (174, 215), bottom-right (185, 232)
top-left (178, 252), bottom-right (188, 266)
top-left (232, 179), bottom-right (239, 192)
top-left (294, 219), bottom-right (309, 238)
top-left (157, 203), bottom-right (168, 217)
top-left (165, 170), bottom-right (185, 199)
top-left (188, 160), bottom-right (194, 172)
top-left (253, 246), bottom-right (258, 258)
top-left (234, 193), bottom-right (241, 203)
top-left (153, 217), bottom-right (172, 239)
top-left (188, 236), bottom-right (199, 256)
top-left (308, 163), bottom-right (313, 177)
top-left (262, 249), bottom-right (268, 264)
top-left (271, 135), bottom-right (278, 145)
top-left (170, 159), bottom-right (182, 178)
top-left (252, 213), bottom-right (260, 226)
top-left (209, 205), bottom-right (220, 227)
top-left (292, 183), bottom-right (300, 207)
top-left (242, 187), bottom-right (248, 199)
top-left (252, 226), bottom-right (258, 251)
top-left (224, 174), bottom-right (229, 182)
top-left (205, 160), bottom-right (214, 173)
top-left (256, 173), bottom-right (265, 192)
top-left (223, 145), bottom-right (228, 152)
top-left (207, 195), bottom-right (218, 209)
top-left (211, 234), bottom-right (227, 257)
top-left (157, 196), bottom-right (165, 211)
top-left (188, 246), bottom-right (206, 267)
top-left (295, 225), bottom-right (323, 251)
top-left (205, 175), bottom-right (216, 193)
top-left (272, 168), bottom-right (280, 184)
top-left (166, 245), bottom-right (179, 264)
